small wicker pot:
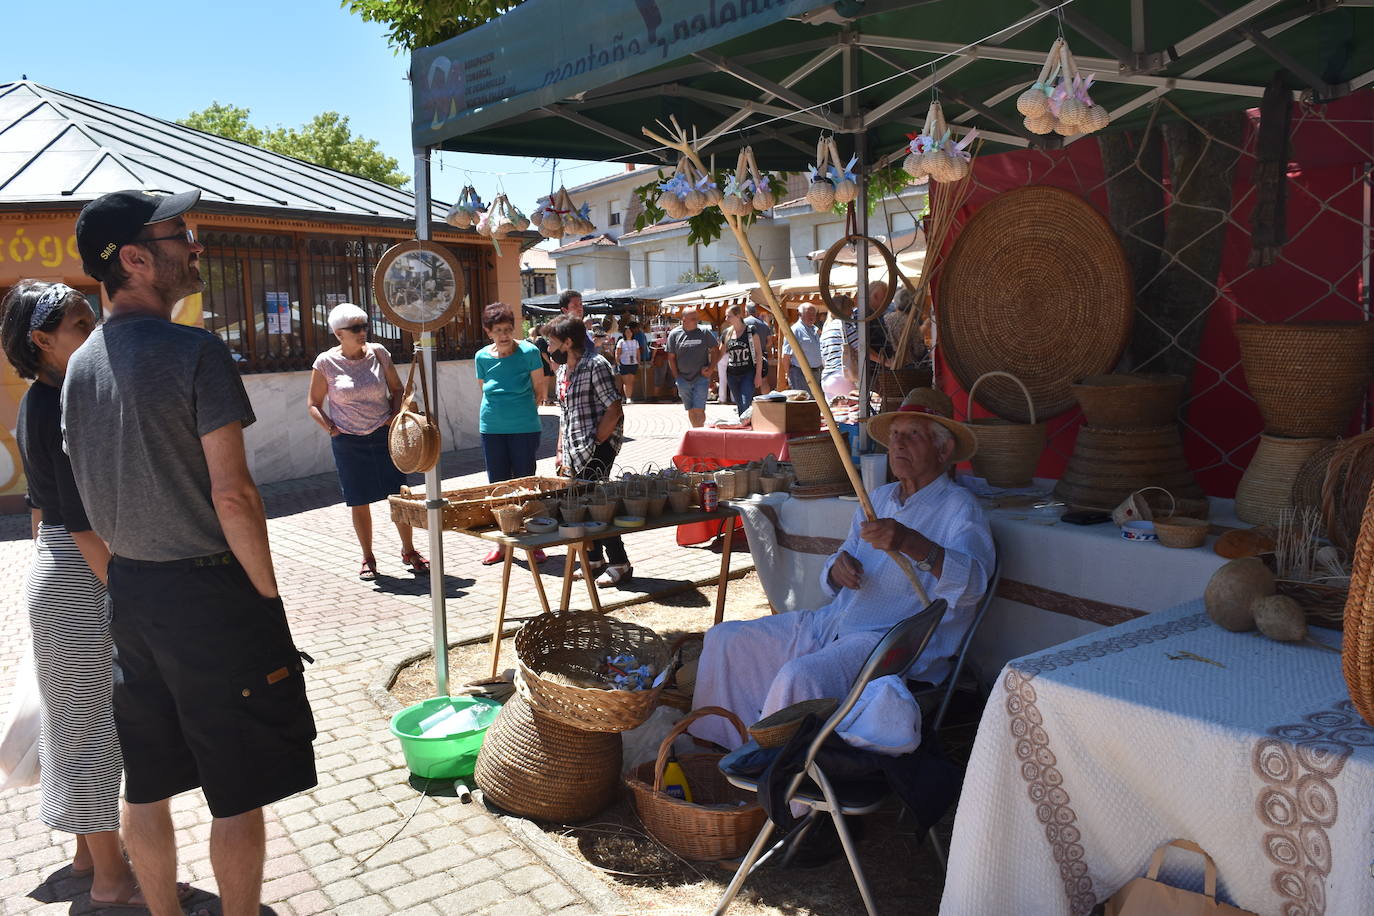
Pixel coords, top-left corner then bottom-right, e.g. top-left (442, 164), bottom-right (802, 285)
top-left (1235, 435), bottom-right (1335, 525)
top-left (966, 371), bottom-right (1046, 488)
top-left (1070, 373), bottom-right (1185, 430)
top-left (1235, 322), bottom-right (1374, 437)
top-left (788, 434), bottom-right (848, 487)
top-left (667, 487), bottom-right (692, 513)
top-left (515, 613), bottom-right (673, 733)
top-left (712, 470), bottom-right (738, 501)
top-left (1153, 516), bottom-right (1209, 549)
top-left (473, 692), bottom-right (621, 823)
top-left (625, 707), bottom-right (767, 861)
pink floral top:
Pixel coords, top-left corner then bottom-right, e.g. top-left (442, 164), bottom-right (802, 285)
top-left (313, 343), bottom-right (396, 435)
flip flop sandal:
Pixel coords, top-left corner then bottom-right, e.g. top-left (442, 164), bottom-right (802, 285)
top-left (92, 881), bottom-right (195, 909)
top-left (571, 559), bottom-right (609, 580)
top-left (359, 558), bottom-right (379, 581)
top-left (402, 549), bottom-right (430, 572)
top-left (595, 564), bottom-right (633, 588)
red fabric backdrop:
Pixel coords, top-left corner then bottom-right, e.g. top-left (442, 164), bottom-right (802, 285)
top-left (933, 92), bottom-right (1374, 496)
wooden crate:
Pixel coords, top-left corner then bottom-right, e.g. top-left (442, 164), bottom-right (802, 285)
top-left (751, 399), bottom-right (821, 434)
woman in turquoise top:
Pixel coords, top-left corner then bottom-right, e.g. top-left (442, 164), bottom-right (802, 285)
top-left (475, 301), bottom-right (546, 564)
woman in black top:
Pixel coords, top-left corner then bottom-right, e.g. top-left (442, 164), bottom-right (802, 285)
top-left (1, 280), bottom-right (177, 907)
top-left (722, 303), bottom-right (763, 418)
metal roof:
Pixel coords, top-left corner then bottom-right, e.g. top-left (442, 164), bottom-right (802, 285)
top-left (0, 80), bottom-right (453, 225)
top-left (412, 0), bottom-right (1374, 169)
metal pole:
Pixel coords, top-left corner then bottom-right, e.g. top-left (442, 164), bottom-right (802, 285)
top-left (413, 144), bottom-right (449, 698)
top-left (855, 133), bottom-right (870, 452)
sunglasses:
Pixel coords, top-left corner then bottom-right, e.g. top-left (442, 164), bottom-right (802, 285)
top-left (341, 323), bottom-right (369, 334)
top-left (137, 228), bottom-right (197, 246)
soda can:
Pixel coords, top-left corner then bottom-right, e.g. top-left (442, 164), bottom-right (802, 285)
top-left (699, 480), bottom-right (719, 513)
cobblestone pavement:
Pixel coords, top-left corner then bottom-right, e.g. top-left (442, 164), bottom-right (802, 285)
top-left (0, 399), bottom-right (752, 915)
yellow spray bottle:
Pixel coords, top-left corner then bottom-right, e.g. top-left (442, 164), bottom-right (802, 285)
top-left (661, 752), bottom-right (694, 803)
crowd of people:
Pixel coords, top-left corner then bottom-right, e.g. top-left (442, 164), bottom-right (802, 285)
top-left (0, 187), bottom-right (949, 912)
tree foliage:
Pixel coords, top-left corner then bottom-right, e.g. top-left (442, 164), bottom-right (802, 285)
top-left (341, 0), bottom-right (523, 51)
top-left (179, 103), bottom-right (409, 188)
top-left (678, 266), bottom-right (723, 284)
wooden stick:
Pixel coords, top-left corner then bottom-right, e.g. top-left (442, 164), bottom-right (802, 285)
top-left (643, 124), bottom-right (931, 606)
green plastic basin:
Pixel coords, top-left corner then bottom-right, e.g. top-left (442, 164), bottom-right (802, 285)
top-left (389, 695), bottom-right (501, 780)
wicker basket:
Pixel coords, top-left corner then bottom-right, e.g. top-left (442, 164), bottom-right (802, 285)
top-left (1277, 579), bottom-right (1349, 630)
top-left (748, 698), bottom-right (838, 748)
top-left (966, 371), bottom-right (1046, 488)
top-left (788, 434), bottom-right (849, 486)
top-left (1070, 373), bottom-right (1185, 430)
top-left (515, 613), bottom-right (673, 733)
top-left (875, 366), bottom-right (934, 411)
top-left (388, 476), bottom-right (572, 531)
top-left (625, 707), bottom-right (767, 861)
top-left (1290, 441), bottom-right (1340, 515)
top-left (1153, 516), bottom-right (1209, 549)
top-left (1323, 430), bottom-right (1374, 553)
top-left (473, 692), bottom-right (622, 823)
top-left (1342, 478), bottom-right (1374, 726)
top-left (1235, 321), bottom-right (1374, 438)
top-left (1236, 435), bottom-right (1334, 526)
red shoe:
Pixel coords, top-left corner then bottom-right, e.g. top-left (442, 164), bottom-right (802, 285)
top-left (532, 549), bottom-right (548, 564)
top-left (401, 549), bottom-right (430, 572)
top-left (481, 547), bottom-right (504, 566)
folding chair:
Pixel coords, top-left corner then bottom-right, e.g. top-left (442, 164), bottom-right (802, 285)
top-left (712, 598), bottom-right (949, 916)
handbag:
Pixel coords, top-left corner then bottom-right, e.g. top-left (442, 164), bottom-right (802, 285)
top-left (388, 355), bottom-right (441, 474)
top-left (0, 638), bottom-right (41, 792)
top-left (1105, 839), bottom-right (1258, 915)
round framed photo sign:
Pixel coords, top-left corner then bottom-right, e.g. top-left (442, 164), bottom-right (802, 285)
top-left (372, 240), bottom-right (466, 332)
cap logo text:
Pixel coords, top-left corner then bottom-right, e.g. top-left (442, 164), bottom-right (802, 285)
top-left (100, 243), bottom-right (117, 260)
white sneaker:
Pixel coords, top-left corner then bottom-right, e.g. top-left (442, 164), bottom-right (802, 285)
top-left (596, 564), bottom-right (633, 587)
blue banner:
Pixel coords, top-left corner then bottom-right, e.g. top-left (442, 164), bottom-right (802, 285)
top-left (411, 0), bottom-right (829, 148)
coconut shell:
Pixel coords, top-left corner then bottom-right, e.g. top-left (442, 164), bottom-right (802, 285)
top-left (1205, 557), bottom-right (1275, 632)
top-left (1252, 594), bottom-right (1308, 642)
top-left (1214, 527), bottom-right (1276, 559)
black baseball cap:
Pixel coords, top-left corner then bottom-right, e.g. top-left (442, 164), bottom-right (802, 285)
top-left (76, 189), bottom-right (202, 280)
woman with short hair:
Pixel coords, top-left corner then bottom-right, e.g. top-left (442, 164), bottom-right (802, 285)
top-left (475, 301), bottom-right (546, 565)
top-left (308, 303), bottom-right (426, 580)
top-left (543, 315), bottom-right (632, 586)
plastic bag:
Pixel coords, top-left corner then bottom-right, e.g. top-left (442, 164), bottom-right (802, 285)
top-left (0, 638), bottom-right (41, 791)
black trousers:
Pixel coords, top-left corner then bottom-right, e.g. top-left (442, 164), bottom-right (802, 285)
top-left (574, 440), bottom-right (628, 565)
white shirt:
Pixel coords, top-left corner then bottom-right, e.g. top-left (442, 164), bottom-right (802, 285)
top-left (816, 474), bottom-right (995, 685)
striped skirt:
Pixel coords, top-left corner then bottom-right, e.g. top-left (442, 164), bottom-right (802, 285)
top-left (27, 523), bottom-right (121, 833)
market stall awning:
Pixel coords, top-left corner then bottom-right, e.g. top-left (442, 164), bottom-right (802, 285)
top-left (411, 0), bottom-right (1374, 168)
top-left (659, 246), bottom-right (924, 311)
top-left (522, 280), bottom-right (718, 313)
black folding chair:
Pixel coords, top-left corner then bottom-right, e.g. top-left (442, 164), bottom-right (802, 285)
top-left (712, 598), bottom-right (949, 916)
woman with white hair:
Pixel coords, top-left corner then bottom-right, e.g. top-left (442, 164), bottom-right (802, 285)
top-left (308, 303), bottom-right (427, 580)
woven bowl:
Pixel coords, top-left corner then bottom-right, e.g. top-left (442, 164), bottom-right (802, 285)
top-left (1070, 373), bottom-right (1185, 429)
top-left (1153, 516), bottom-right (1209, 549)
top-left (748, 698), bottom-right (838, 748)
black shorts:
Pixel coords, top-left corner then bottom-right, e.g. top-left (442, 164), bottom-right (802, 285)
top-left (108, 556), bottom-right (317, 818)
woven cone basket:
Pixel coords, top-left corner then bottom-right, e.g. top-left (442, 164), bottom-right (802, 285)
top-left (1235, 435), bottom-right (1334, 526)
top-left (473, 691), bottom-right (622, 823)
top-left (1054, 425), bottom-right (1204, 509)
top-left (1070, 373), bottom-right (1185, 430)
top-left (1235, 322), bottom-right (1374, 437)
top-left (1343, 478), bottom-right (1374, 726)
top-left (967, 371), bottom-right (1046, 488)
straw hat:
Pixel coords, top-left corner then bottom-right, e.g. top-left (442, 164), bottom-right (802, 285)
top-left (867, 388), bottom-right (977, 462)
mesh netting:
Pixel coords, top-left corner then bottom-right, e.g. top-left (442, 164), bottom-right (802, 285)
top-left (933, 90), bottom-right (1374, 496)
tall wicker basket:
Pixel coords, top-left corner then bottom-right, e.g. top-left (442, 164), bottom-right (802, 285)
top-left (1235, 321), bottom-right (1374, 437)
top-left (966, 371), bottom-right (1046, 488)
top-left (625, 707), bottom-right (766, 861)
top-left (1235, 435), bottom-right (1334, 526)
top-left (1342, 478), bottom-right (1374, 727)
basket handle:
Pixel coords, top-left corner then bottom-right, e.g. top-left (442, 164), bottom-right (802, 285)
top-left (1130, 486), bottom-right (1176, 519)
top-left (967, 370), bottom-right (1037, 425)
top-left (1035, 37), bottom-right (1064, 86)
top-left (653, 706), bottom-right (748, 793)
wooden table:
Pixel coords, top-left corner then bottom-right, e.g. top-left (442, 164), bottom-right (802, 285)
top-left (472, 505), bottom-right (740, 676)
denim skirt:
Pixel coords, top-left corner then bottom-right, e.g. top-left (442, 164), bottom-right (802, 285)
top-left (332, 426), bottom-right (407, 507)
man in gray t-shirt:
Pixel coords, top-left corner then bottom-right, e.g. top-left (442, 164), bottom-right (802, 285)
top-left (64, 189), bottom-right (315, 916)
top-left (664, 306), bottom-right (719, 428)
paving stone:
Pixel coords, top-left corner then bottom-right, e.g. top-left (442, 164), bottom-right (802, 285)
top-left (286, 889), bottom-right (332, 916)
top-left (357, 861), bottom-right (412, 893)
top-left (501, 863), bottom-right (555, 894)
top-left (531, 882), bottom-right (580, 911)
top-left (433, 878), bottom-right (514, 915)
top-left (334, 894), bottom-right (395, 916)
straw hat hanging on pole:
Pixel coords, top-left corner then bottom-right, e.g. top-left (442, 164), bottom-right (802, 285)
top-left (643, 117), bottom-right (942, 604)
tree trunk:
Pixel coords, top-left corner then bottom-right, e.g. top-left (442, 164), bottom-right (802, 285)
top-left (1131, 111), bottom-right (1245, 380)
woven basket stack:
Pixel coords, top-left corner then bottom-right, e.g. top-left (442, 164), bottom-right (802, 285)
top-left (1233, 322), bottom-right (1374, 525)
top-left (1054, 373), bottom-right (1206, 513)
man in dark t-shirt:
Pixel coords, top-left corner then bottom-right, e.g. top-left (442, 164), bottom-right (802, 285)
top-left (64, 189), bottom-right (315, 916)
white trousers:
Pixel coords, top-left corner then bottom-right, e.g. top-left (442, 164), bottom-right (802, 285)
top-left (688, 610), bottom-right (882, 751)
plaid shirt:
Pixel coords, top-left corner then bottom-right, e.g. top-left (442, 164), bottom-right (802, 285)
top-left (557, 354), bottom-right (623, 475)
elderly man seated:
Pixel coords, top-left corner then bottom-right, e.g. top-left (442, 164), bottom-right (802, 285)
top-left (690, 388), bottom-right (995, 750)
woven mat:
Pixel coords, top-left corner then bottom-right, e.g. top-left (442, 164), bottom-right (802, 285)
top-left (938, 186), bottom-right (1133, 423)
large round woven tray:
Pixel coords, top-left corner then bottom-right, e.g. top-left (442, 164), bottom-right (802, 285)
top-left (473, 692), bottom-right (621, 823)
top-left (515, 613), bottom-right (672, 733)
top-left (938, 186), bottom-right (1133, 423)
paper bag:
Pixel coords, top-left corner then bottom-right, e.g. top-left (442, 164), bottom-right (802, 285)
top-left (1105, 839), bottom-right (1257, 916)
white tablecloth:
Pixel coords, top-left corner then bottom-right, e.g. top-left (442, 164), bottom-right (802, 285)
top-left (732, 487), bottom-right (1232, 676)
top-left (939, 601), bottom-right (1371, 916)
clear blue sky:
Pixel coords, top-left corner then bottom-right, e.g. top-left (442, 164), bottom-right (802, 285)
top-left (6, 0), bottom-right (611, 214)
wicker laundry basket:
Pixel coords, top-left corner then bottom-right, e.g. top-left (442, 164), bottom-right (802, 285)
top-left (966, 371), bottom-right (1046, 488)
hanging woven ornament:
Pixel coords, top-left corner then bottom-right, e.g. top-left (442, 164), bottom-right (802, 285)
top-left (747, 148), bottom-right (776, 212)
top-left (701, 156), bottom-right (724, 207)
top-left (807, 136), bottom-right (836, 212)
top-left (561, 188), bottom-right (597, 235)
top-left (1017, 38), bottom-right (1064, 119)
top-left (657, 157), bottom-right (692, 218)
top-left (489, 193), bottom-right (514, 239)
top-left (532, 192), bottom-right (564, 240)
top-left (829, 138), bottom-right (859, 204)
top-left (719, 149), bottom-right (753, 216)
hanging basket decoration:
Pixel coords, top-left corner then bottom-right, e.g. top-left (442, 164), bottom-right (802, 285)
top-left (806, 136), bottom-right (837, 212)
top-left (444, 185), bottom-right (484, 230)
top-left (745, 147), bottom-right (778, 212)
top-left (531, 187), bottom-right (596, 241)
top-left (718, 149), bottom-right (754, 216)
top-left (901, 100), bottom-right (976, 183)
top-left (658, 156), bottom-right (716, 219)
top-left (1020, 39), bottom-right (1110, 138)
top-left (829, 137), bottom-right (860, 205)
